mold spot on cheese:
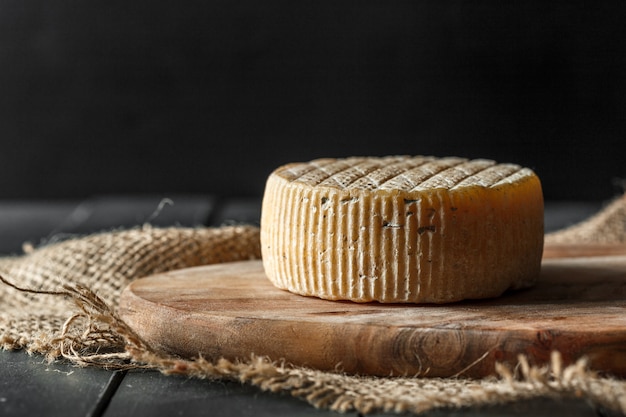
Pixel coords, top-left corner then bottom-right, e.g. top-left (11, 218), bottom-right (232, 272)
top-left (417, 225), bottom-right (437, 235)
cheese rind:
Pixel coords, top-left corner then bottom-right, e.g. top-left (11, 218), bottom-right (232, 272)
top-left (261, 156), bottom-right (544, 303)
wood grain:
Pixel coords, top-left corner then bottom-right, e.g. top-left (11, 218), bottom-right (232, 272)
top-left (543, 243), bottom-right (626, 258)
top-left (118, 256), bottom-right (626, 378)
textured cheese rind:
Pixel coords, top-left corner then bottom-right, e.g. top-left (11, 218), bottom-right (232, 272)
top-left (260, 156), bottom-right (544, 303)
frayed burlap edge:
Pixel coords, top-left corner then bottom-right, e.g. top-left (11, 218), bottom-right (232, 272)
top-left (0, 225), bottom-right (263, 357)
top-left (546, 194), bottom-right (626, 244)
top-left (1, 198), bottom-right (625, 415)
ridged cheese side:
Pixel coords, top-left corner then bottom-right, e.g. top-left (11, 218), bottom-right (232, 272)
top-left (260, 156), bottom-right (544, 303)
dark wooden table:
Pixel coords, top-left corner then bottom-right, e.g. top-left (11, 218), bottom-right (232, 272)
top-left (0, 196), bottom-right (612, 416)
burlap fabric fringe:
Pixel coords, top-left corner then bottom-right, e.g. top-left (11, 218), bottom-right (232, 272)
top-left (1, 199), bottom-right (626, 415)
top-left (546, 194), bottom-right (626, 244)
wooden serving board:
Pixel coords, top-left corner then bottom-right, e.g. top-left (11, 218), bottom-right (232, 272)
top-left (118, 255), bottom-right (626, 378)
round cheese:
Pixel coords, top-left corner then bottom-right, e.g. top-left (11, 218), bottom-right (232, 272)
top-left (260, 156), bottom-right (544, 303)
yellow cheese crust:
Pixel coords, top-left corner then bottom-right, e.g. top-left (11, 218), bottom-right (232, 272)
top-left (260, 156), bottom-right (544, 303)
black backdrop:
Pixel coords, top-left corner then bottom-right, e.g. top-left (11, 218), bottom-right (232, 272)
top-left (1, 0), bottom-right (624, 201)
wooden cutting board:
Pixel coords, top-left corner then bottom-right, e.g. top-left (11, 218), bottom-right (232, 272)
top-left (118, 251), bottom-right (626, 378)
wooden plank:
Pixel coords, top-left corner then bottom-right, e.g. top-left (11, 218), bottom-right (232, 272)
top-left (104, 370), bottom-right (336, 417)
top-left (0, 201), bottom-right (79, 255)
top-left (0, 350), bottom-right (123, 417)
top-left (208, 197), bottom-right (261, 227)
top-left (431, 398), bottom-right (599, 417)
top-left (0, 195), bottom-right (216, 252)
top-left (104, 369), bottom-right (599, 417)
top-left (55, 195), bottom-right (217, 234)
top-left (544, 201), bottom-right (603, 232)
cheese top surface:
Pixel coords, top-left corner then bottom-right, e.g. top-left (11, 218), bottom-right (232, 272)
top-left (274, 156), bottom-right (533, 192)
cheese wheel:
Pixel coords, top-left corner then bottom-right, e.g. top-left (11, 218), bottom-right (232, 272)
top-left (260, 156), bottom-right (544, 303)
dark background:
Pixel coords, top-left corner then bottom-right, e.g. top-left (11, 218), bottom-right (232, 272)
top-left (1, 0), bottom-right (624, 201)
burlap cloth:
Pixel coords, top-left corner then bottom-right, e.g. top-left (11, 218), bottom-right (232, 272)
top-left (1, 197), bottom-right (626, 415)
